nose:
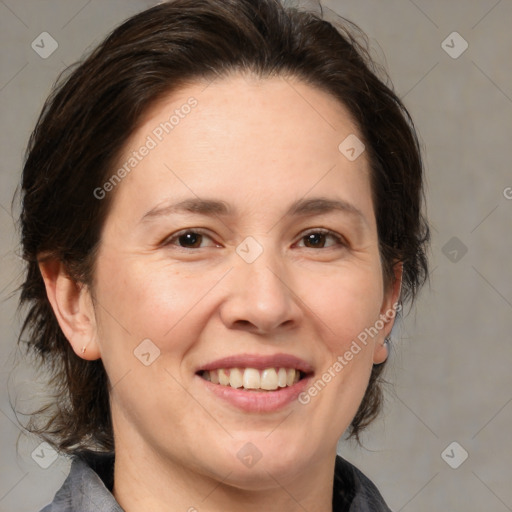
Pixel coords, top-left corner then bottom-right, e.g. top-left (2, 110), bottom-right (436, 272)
top-left (219, 246), bottom-right (303, 335)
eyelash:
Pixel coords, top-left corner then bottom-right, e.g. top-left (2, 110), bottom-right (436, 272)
top-left (162, 228), bottom-right (347, 250)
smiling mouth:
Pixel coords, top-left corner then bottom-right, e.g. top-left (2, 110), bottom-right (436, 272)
top-left (197, 367), bottom-right (308, 392)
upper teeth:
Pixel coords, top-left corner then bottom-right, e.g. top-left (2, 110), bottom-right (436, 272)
top-left (201, 368), bottom-right (301, 390)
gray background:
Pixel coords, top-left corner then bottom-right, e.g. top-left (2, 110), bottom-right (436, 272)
top-left (1, 0), bottom-right (511, 510)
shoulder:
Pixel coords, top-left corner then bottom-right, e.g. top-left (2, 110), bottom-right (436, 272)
top-left (37, 452), bottom-right (122, 512)
top-left (334, 455), bottom-right (393, 512)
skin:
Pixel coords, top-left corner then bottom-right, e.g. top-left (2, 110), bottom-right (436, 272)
top-left (40, 73), bottom-right (401, 512)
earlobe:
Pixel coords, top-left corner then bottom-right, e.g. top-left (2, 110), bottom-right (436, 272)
top-left (373, 336), bottom-right (390, 365)
top-left (38, 258), bottom-right (101, 360)
top-left (373, 262), bottom-right (403, 364)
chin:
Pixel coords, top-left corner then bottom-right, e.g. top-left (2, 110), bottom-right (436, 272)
top-left (216, 457), bottom-right (306, 491)
top-left (185, 438), bottom-right (311, 490)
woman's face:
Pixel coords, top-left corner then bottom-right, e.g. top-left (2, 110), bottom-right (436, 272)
top-left (87, 74), bottom-right (399, 487)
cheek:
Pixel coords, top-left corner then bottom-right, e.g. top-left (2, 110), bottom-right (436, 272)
top-left (298, 268), bottom-right (383, 431)
top-left (97, 256), bottom-right (169, 330)
top-left (92, 259), bottom-right (214, 417)
top-left (302, 261), bottom-right (385, 353)
top-left (93, 257), bottom-right (224, 354)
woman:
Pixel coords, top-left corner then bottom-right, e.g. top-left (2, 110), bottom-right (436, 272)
top-left (18, 0), bottom-right (429, 510)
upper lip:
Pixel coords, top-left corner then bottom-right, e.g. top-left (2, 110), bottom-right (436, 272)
top-left (196, 353), bottom-right (314, 374)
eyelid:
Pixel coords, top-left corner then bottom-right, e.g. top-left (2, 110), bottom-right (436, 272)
top-left (161, 228), bottom-right (219, 248)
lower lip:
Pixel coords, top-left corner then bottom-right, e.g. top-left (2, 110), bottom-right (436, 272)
top-left (197, 374), bottom-right (313, 412)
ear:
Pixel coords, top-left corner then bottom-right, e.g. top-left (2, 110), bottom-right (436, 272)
top-left (373, 262), bottom-right (403, 364)
top-left (38, 258), bottom-right (101, 360)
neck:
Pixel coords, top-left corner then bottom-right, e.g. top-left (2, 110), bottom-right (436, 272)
top-left (112, 441), bottom-right (335, 512)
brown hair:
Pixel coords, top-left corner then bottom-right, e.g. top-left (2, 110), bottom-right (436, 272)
top-left (18, 0), bottom-right (429, 453)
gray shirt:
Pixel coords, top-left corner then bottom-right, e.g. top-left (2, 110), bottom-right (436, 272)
top-left (39, 452), bottom-right (392, 511)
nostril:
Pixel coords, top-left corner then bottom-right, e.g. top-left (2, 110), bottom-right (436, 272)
top-left (234, 320), bottom-right (252, 327)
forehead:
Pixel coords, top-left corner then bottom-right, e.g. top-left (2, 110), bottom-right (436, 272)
top-left (107, 74), bottom-right (374, 225)
top-left (141, 73), bottom-right (362, 154)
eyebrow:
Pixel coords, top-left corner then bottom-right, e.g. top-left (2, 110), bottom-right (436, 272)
top-left (141, 197), bottom-right (367, 225)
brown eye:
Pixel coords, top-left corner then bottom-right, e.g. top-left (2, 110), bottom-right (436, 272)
top-left (297, 230), bottom-right (346, 249)
top-left (163, 229), bottom-right (218, 249)
top-left (303, 232), bottom-right (328, 248)
top-left (177, 232), bottom-right (203, 248)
